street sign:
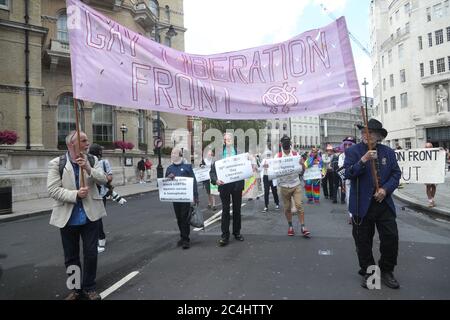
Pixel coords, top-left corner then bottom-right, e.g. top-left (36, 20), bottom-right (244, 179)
top-left (153, 138), bottom-right (163, 148)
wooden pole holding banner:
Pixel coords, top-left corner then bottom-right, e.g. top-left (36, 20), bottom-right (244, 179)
top-left (73, 97), bottom-right (85, 188)
top-left (360, 106), bottom-right (379, 190)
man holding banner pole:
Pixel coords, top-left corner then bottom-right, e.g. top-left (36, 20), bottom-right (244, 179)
top-left (344, 119), bottom-right (401, 289)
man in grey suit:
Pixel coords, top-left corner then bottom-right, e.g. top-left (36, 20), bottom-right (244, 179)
top-left (47, 130), bottom-right (107, 300)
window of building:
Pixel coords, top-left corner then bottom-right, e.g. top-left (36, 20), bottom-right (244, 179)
top-left (57, 95), bottom-right (83, 144)
top-left (390, 74), bottom-right (394, 87)
top-left (447, 27), bottom-right (450, 42)
top-left (275, 122), bottom-right (280, 130)
top-left (382, 55), bottom-right (385, 68)
top-left (148, 0), bottom-right (159, 17)
top-left (428, 32), bottom-right (433, 47)
top-left (445, 0), bottom-right (449, 15)
top-left (398, 43), bottom-right (404, 59)
top-left (400, 93), bottom-right (408, 108)
top-left (433, 3), bottom-right (443, 18)
top-left (448, 56), bottom-right (450, 71)
top-left (400, 69), bottom-right (406, 83)
top-left (92, 104), bottom-right (114, 143)
top-left (405, 138), bottom-right (411, 149)
top-left (383, 78), bottom-right (386, 91)
top-left (0, 0), bottom-right (9, 10)
top-left (390, 96), bottom-right (396, 111)
top-left (437, 57), bottom-right (446, 73)
top-left (395, 10), bottom-right (399, 21)
top-left (163, 36), bottom-right (171, 47)
top-left (436, 29), bottom-right (444, 45)
top-left (283, 123), bottom-right (287, 131)
top-left (426, 7), bottom-right (432, 21)
top-left (396, 28), bottom-right (401, 38)
top-left (430, 60), bottom-right (435, 75)
top-left (384, 99), bottom-right (388, 113)
top-left (138, 110), bottom-right (145, 144)
top-left (267, 122), bottom-right (272, 130)
top-left (418, 36), bottom-right (423, 50)
top-left (57, 13), bottom-right (68, 42)
top-left (388, 50), bottom-right (392, 63)
top-left (420, 63), bottom-right (424, 77)
top-left (389, 16), bottom-right (393, 25)
top-left (405, 22), bottom-right (410, 33)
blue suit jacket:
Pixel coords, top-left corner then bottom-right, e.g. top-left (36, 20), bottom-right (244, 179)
top-left (344, 143), bottom-right (401, 219)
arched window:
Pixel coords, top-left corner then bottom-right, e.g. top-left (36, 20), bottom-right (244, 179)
top-left (275, 122), bottom-right (280, 130)
top-left (92, 104), bottom-right (114, 143)
top-left (283, 123), bottom-right (287, 131)
top-left (267, 122), bottom-right (272, 130)
top-left (148, 0), bottom-right (159, 17)
top-left (57, 94), bottom-right (83, 145)
top-left (57, 12), bottom-right (68, 42)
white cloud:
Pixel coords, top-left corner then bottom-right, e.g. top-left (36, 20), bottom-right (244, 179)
top-left (184, 0), bottom-right (311, 55)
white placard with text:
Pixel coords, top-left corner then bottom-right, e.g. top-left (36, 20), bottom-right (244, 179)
top-left (158, 177), bottom-right (194, 202)
top-left (215, 153), bottom-right (253, 184)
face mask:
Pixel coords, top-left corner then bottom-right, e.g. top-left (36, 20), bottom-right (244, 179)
top-left (282, 142), bottom-right (291, 150)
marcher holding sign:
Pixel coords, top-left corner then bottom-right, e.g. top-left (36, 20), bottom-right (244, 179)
top-left (200, 150), bottom-right (217, 211)
top-left (304, 147), bottom-right (326, 204)
top-left (419, 143), bottom-right (446, 208)
top-left (210, 132), bottom-right (246, 246)
top-left (260, 150), bottom-right (280, 213)
top-left (163, 148), bottom-right (198, 250)
top-left (271, 136), bottom-right (310, 237)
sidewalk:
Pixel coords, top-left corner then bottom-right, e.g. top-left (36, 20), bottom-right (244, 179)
top-left (0, 180), bottom-right (158, 223)
top-left (393, 172), bottom-right (450, 219)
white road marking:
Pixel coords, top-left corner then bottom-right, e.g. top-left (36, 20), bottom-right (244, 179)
top-left (193, 202), bottom-right (248, 232)
top-left (100, 271), bottom-right (139, 300)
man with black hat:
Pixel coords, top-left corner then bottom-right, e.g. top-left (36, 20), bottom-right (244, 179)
top-left (344, 119), bottom-right (401, 289)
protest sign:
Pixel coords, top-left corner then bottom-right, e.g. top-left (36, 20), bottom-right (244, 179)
top-left (267, 156), bottom-right (302, 180)
top-left (395, 148), bottom-right (446, 184)
top-left (303, 165), bottom-right (323, 180)
top-left (215, 153), bottom-right (253, 184)
top-left (193, 167), bottom-right (210, 182)
top-left (158, 177), bottom-right (194, 202)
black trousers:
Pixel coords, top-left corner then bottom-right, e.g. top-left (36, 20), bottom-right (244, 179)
top-left (352, 200), bottom-right (399, 273)
top-left (220, 185), bottom-right (243, 239)
top-left (99, 196), bottom-right (107, 240)
top-left (322, 171), bottom-right (335, 199)
top-left (333, 173), bottom-right (345, 203)
top-left (173, 202), bottom-right (191, 242)
top-left (60, 219), bottom-right (100, 291)
top-left (263, 175), bottom-right (279, 207)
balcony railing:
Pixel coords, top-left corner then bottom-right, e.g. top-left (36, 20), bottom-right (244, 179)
top-left (380, 27), bottom-right (410, 51)
top-left (46, 39), bottom-right (70, 70)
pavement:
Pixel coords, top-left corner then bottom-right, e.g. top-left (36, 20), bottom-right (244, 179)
top-left (1, 172), bottom-right (449, 223)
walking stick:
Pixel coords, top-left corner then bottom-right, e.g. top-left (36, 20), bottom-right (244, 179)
top-left (73, 98), bottom-right (85, 188)
top-left (360, 106), bottom-right (379, 191)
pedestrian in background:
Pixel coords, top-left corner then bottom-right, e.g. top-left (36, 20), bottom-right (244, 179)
top-left (304, 146), bottom-right (326, 204)
top-left (260, 150), bottom-right (280, 213)
top-left (200, 149), bottom-right (216, 211)
top-left (137, 157), bottom-right (146, 184)
top-left (144, 158), bottom-right (152, 182)
top-left (321, 144), bottom-right (335, 200)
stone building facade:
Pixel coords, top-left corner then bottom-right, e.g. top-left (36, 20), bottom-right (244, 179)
top-left (0, 0), bottom-right (187, 201)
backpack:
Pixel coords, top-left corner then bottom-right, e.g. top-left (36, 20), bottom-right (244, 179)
top-left (58, 154), bottom-right (96, 179)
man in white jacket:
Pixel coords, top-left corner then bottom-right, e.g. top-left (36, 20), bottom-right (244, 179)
top-left (47, 131), bottom-right (107, 300)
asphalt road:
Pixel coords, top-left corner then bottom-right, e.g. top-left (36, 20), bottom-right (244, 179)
top-left (1, 185), bottom-right (449, 300)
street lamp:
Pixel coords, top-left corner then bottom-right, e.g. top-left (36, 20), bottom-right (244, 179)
top-left (154, 24), bottom-right (178, 178)
top-left (120, 123), bottom-right (128, 154)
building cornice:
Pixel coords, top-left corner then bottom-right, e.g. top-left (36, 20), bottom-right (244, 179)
top-left (0, 19), bottom-right (48, 35)
top-left (0, 84), bottom-right (45, 96)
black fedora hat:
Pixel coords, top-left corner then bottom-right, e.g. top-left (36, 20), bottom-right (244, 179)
top-left (357, 119), bottom-right (388, 138)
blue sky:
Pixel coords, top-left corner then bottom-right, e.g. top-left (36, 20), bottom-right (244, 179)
top-left (184, 0), bottom-right (373, 95)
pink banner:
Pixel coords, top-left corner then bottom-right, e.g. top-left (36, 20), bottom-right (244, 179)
top-left (67, 0), bottom-right (361, 119)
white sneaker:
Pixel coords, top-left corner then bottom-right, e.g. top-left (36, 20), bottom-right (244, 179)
top-left (98, 239), bottom-right (106, 247)
top-left (275, 205), bottom-right (280, 210)
top-left (97, 246), bottom-right (105, 253)
top-left (262, 207), bottom-right (268, 213)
